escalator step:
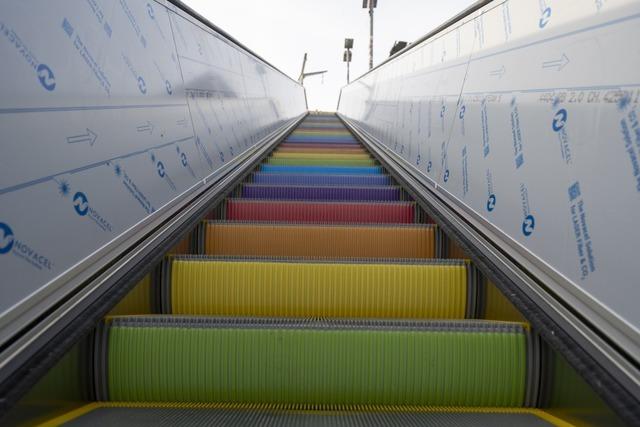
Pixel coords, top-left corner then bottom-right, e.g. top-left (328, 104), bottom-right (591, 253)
top-left (297, 123), bottom-right (347, 127)
top-left (278, 143), bottom-right (364, 150)
top-left (285, 134), bottom-right (358, 140)
top-left (95, 317), bottom-right (528, 407)
top-left (288, 132), bottom-right (353, 137)
top-left (275, 146), bottom-right (367, 154)
top-left (483, 280), bottom-right (527, 323)
top-left (163, 258), bottom-right (467, 318)
top-left (50, 404), bottom-right (563, 427)
top-left (108, 275), bottom-right (153, 316)
top-left (284, 139), bottom-right (359, 145)
top-left (260, 165), bottom-right (383, 175)
top-left (251, 173), bottom-right (391, 186)
top-left (203, 222), bottom-right (435, 259)
top-left (291, 130), bottom-right (352, 136)
top-left (266, 157), bottom-right (376, 167)
top-left (240, 184), bottom-right (401, 201)
top-left (270, 152), bottom-right (371, 160)
top-left (225, 200), bottom-right (414, 223)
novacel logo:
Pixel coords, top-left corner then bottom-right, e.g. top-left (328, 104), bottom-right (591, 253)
top-left (486, 194), bottom-right (496, 212)
top-left (552, 108), bottom-right (567, 132)
top-left (522, 214), bottom-right (536, 236)
top-left (37, 63), bottom-right (56, 91)
top-left (72, 191), bottom-right (113, 232)
top-left (0, 222), bottom-right (15, 254)
top-left (157, 161), bottom-right (166, 177)
top-left (137, 76), bottom-right (147, 94)
top-left (73, 192), bottom-right (89, 216)
top-left (0, 221), bottom-right (53, 270)
top-left (443, 169), bottom-right (450, 182)
top-left (147, 2), bottom-right (155, 19)
top-left (539, 7), bottom-right (551, 28)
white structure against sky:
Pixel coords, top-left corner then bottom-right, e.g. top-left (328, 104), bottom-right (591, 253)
top-left (184, 0), bottom-right (476, 111)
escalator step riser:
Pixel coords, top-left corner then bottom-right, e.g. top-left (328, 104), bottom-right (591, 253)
top-left (251, 173), bottom-right (391, 186)
top-left (97, 316), bottom-right (528, 407)
top-left (285, 137), bottom-right (358, 142)
top-left (266, 158), bottom-right (377, 167)
top-left (275, 147), bottom-right (367, 154)
top-left (225, 200), bottom-right (414, 223)
top-left (163, 258), bottom-right (467, 318)
top-left (260, 165), bottom-right (383, 175)
top-left (278, 143), bottom-right (364, 150)
top-left (291, 130), bottom-right (352, 136)
top-left (240, 185), bottom-right (401, 201)
top-left (270, 152), bottom-right (371, 160)
top-left (285, 139), bottom-right (359, 145)
top-left (203, 222), bottom-right (435, 259)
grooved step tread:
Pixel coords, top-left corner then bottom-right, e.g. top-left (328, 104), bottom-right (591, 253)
top-left (46, 403), bottom-right (569, 427)
top-left (225, 200), bottom-right (415, 223)
top-left (266, 157), bottom-right (377, 167)
top-left (97, 317), bottom-right (528, 407)
top-left (204, 222), bottom-right (435, 259)
top-left (240, 184), bottom-right (402, 202)
top-left (165, 258), bottom-right (467, 318)
top-left (261, 165), bottom-right (383, 175)
top-left (251, 173), bottom-right (391, 187)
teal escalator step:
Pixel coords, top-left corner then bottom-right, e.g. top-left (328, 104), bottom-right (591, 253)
top-left (96, 317), bottom-right (530, 407)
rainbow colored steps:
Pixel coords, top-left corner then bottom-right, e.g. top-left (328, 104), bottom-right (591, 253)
top-left (58, 113), bottom-right (560, 426)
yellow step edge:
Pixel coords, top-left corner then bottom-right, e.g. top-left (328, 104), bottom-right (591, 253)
top-left (38, 402), bottom-right (575, 427)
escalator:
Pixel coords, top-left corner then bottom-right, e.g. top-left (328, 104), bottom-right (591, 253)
top-left (29, 113), bottom-right (578, 426)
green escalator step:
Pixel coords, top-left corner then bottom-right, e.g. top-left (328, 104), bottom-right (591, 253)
top-left (98, 317), bottom-right (529, 407)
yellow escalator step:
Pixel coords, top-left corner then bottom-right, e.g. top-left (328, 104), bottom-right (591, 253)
top-left (108, 275), bottom-right (153, 316)
top-left (484, 280), bottom-right (527, 323)
top-left (167, 259), bottom-right (467, 318)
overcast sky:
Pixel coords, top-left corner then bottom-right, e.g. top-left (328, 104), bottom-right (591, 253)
top-left (182, 0), bottom-right (476, 111)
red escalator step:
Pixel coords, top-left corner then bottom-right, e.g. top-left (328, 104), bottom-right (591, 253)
top-left (226, 200), bottom-right (415, 223)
